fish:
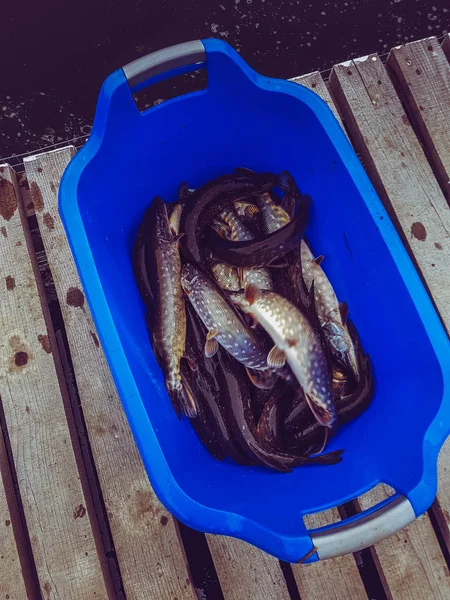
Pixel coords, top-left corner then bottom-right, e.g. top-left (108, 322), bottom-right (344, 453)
top-left (133, 203), bottom-right (155, 328)
top-left (179, 170), bottom-right (278, 265)
top-left (217, 350), bottom-right (343, 471)
top-left (209, 259), bottom-right (242, 292)
top-left (256, 190), bottom-right (291, 235)
top-left (234, 200), bottom-right (260, 221)
top-left (256, 382), bottom-right (293, 449)
top-left (218, 205), bottom-right (273, 291)
top-left (144, 196), bottom-right (197, 418)
top-left (300, 241), bottom-right (359, 380)
top-left (181, 263), bottom-right (271, 372)
top-left (206, 224), bottom-right (241, 292)
top-left (284, 320), bottom-right (373, 442)
top-left (205, 172), bottom-right (311, 268)
top-left (231, 284), bottom-right (337, 428)
top-left (183, 303), bottom-right (253, 464)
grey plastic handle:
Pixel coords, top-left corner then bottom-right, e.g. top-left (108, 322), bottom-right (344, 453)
top-left (310, 495), bottom-right (416, 560)
top-left (123, 40), bottom-right (206, 89)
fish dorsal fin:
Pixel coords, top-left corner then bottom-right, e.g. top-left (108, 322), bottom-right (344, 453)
top-left (267, 345), bottom-right (287, 368)
top-left (312, 254), bottom-right (324, 266)
top-left (204, 336), bottom-right (219, 358)
top-left (244, 283), bottom-right (261, 305)
top-left (339, 301), bottom-right (348, 325)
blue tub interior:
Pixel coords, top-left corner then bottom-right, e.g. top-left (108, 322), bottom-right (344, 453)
top-left (60, 39), bottom-right (450, 561)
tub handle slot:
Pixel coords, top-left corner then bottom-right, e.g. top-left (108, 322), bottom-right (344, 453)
top-left (122, 41), bottom-right (206, 90)
top-left (310, 495), bottom-right (416, 560)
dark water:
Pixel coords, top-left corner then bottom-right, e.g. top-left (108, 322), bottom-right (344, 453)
top-left (0, 0), bottom-right (448, 160)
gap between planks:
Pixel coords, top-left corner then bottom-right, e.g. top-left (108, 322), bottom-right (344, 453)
top-left (0, 165), bottom-right (113, 599)
top-left (24, 146), bottom-right (303, 600)
top-left (328, 48), bottom-right (450, 600)
top-left (388, 37), bottom-right (450, 201)
top-left (24, 150), bottom-right (198, 600)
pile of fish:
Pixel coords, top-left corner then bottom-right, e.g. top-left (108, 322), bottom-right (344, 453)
top-left (133, 169), bottom-right (374, 472)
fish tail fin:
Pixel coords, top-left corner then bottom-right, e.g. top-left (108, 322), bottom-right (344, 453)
top-left (167, 376), bottom-right (197, 419)
top-left (298, 449), bottom-right (344, 466)
top-left (278, 170), bottom-right (300, 198)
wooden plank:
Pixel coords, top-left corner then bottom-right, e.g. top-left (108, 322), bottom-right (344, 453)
top-left (330, 54), bottom-right (450, 335)
top-left (24, 149), bottom-right (196, 600)
top-left (329, 53), bottom-right (450, 599)
top-left (0, 432), bottom-right (30, 600)
top-left (288, 72), bottom-right (368, 600)
top-left (0, 164), bottom-right (111, 600)
top-left (291, 72), bottom-right (345, 129)
top-left (388, 37), bottom-right (450, 198)
top-left (206, 536), bottom-right (291, 600)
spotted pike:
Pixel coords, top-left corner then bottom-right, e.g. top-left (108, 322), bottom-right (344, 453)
top-left (300, 241), bottom-right (359, 380)
top-left (181, 263), bottom-right (271, 373)
top-left (231, 284), bottom-right (337, 427)
top-left (205, 171), bottom-right (310, 268)
top-left (145, 197), bottom-right (197, 418)
top-left (218, 205), bottom-right (273, 291)
top-left (256, 191), bottom-right (291, 235)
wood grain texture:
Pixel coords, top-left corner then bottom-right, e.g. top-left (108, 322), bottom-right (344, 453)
top-left (289, 71), bottom-right (368, 600)
top-left (0, 164), bottom-right (110, 599)
top-left (330, 54), bottom-right (450, 334)
top-left (388, 37), bottom-right (450, 198)
top-left (0, 431), bottom-right (29, 600)
top-left (206, 536), bottom-right (291, 600)
top-left (330, 54), bottom-right (450, 599)
top-left (24, 148), bottom-right (196, 600)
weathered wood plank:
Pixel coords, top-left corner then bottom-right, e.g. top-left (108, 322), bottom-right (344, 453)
top-left (206, 536), bottom-right (291, 600)
top-left (330, 54), bottom-right (450, 334)
top-left (388, 37), bottom-right (450, 198)
top-left (291, 72), bottom-right (345, 129)
top-left (329, 54), bottom-right (450, 599)
top-left (0, 430), bottom-right (30, 600)
top-left (24, 149), bottom-right (196, 600)
top-left (288, 72), bottom-right (368, 600)
top-left (0, 165), bottom-right (110, 599)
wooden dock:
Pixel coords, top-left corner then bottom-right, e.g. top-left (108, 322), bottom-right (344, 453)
top-left (1, 35), bottom-right (449, 599)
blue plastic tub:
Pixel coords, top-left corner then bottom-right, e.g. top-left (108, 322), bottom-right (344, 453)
top-left (59, 39), bottom-right (450, 562)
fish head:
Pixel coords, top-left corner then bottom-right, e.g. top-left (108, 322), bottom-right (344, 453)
top-left (230, 283), bottom-right (262, 313)
top-left (181, 263), bottom-right (202, 295)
